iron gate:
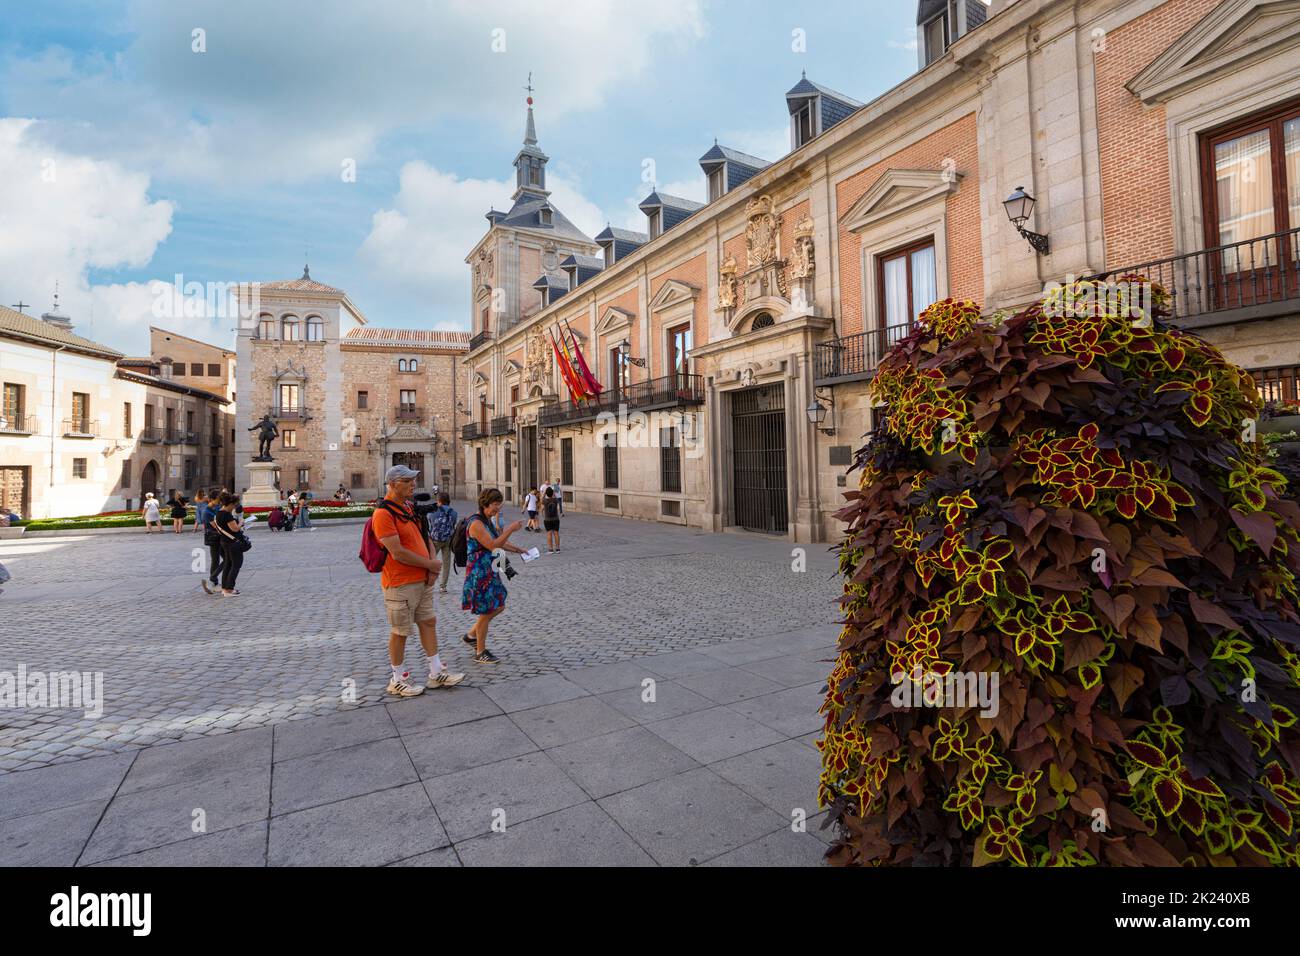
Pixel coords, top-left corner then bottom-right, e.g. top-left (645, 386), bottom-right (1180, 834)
top-left (731, 384), bottom-right (788, 534)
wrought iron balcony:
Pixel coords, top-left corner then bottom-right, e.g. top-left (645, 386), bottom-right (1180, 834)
top-left (490, 414), bottom-right (515, 436)
top-left (272, 406), bottom-right (308, 421)
top-left (462, 422), bottom-right (487, 441)
top-left (1092, 226), bottom-right (1300, 328)
top-left (394, 405), bottom-right (425, 421)
top-left (469, 329), bottom-right (494, 352)
top-left (814, 322), bottom-right (913, 384)
top-left (539, 373), bottom-right (705, 428)
top-left (139, 427), bottom-right (163, 443)
top-left (62, 417), bottom-right (96, 438)
top-left (0, 413), bottom-right (37, 435)
top-left (1250, 365), bottom-right (1300, 405)
top-left (209, 431), bottom-right (224, 447)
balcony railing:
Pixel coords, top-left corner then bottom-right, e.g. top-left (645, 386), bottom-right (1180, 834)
top-left (62, 417), bottom-right (96, 438)
top-left (176, 430), bottom-right (200, 445)
top-left (394, 405), bottom-right (425, 421)
top-left (469, 329), bottom-right (494, 352)
top-left (539, 373), bottom-right (705, 428)
top-left (138, 427), bottom-right (162, 443)
top-left (462, 422), bottom-right (487, 441)
top-left (1250, 365), bottom-right (1300, 405)
top-left (209, 431), bottom-right (224, 448)
top-left (814, 322), bottom-right (913, 383)
top-left (1092, 226), bottom-right (1300, 326)
top-left (272, 407), bottom-right (307, 421)
top-left (490, 414), bottom-right (515, 436)
top-left (0, 413), bottom-right (37, 435)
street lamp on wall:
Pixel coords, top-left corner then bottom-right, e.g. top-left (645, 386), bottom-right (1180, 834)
top-left (806, 387), bottom-right (836, 436)
top-left (1003, 186), bottom-right (1050, 256)
top-left (618, 337), bottom-right (647, 369)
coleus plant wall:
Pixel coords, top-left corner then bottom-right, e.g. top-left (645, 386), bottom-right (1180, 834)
top-left (821, 278), bottom-right (1300, 866)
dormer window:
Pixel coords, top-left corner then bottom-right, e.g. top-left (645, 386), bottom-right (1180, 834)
top-left (708, 166), bottom-right (726, 202)
top-left (602, 242), bottom-right (614, 267)
top-left (648, 209), bottom-right (662, 239)
top-left (922, 11), bottom-right (949, 65)
top-left (793, 100), bottom-right (816, 149)
top-left (539, 206), bottom-right (553, 226)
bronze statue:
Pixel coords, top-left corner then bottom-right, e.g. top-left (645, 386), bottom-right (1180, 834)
top-left (250, 414), bottom-right (279, 461)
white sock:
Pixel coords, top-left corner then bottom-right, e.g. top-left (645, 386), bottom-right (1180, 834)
top-left (429, 653), bottom-right (444, 675)
top-left (391, 664), bottom-right (408, 683)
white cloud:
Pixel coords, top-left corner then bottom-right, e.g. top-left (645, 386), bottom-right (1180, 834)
top-left (3, 0), bottom-right (709, 187)
top-left (0, 118), bottom-right (211, 352)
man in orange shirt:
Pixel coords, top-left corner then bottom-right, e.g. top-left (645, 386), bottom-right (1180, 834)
top-left (373, 464), bottom-right (465, 697)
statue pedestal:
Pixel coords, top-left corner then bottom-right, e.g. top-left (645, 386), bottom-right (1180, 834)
top-left (243, 461), bottom-right (280, 509)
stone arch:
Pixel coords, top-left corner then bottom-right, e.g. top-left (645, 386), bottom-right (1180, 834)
top-left (729, 295), bottom-right (789, 335)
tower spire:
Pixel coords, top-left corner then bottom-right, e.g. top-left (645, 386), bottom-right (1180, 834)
top-left (523, 72), bottom-right (537, 146)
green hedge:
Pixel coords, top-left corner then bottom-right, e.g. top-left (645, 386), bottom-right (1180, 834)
top-left (18, 507), bottom-right (373, 531)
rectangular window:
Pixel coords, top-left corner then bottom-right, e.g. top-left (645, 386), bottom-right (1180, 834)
top-left (184, 458), bottom-right (195, 481)
top-left (660, 426), bottom-right (681, 493)
top-left (400, 389), bottom-right (417, 407)
top-left (603, 432), bottom-right (619, 488)
top-left (351, 472), bottom-right (364, 489)
top-left (207, 363), bottom-right (220, 377)
top-left (71, 392), bottom-right (89, 432)
top-left (306, 319), bottom-right (323, 342)
top-left (609, 347), bottom-right (630, 394)
top-left (282, 320), bottom-right (300, 341)
top-left (505, 445), bottom-right (512, 483)
top-left (648, 209), bottom-right (662, 239)
top-left (121, 458), bottom-right (131, 489)
top-left (668, 323), bottom-right (692, 377)
top-left (510, 385), bottom-right (519, 410)
top-left (879, 239), bottom-right (937, 327)
top-left (186, 410), bottom-right (195, 435)
top-left (357, 390), bottom-right (368, 410)
top-left (297, 467), bottom-right (310, 488)
top-left (708, 166), bottom-right (726, 202)
top-left (73, 458), bottom-right (87, 479)
top-left (123, 402), bottom-right (132, 438)
top-left (475, 447), bottom-right (483, 480)
top-left (282, 429), bottom-right (297, 448)
top-left (923, 14), bottom-right (948, 66)
top-left (258, 318), bottom-right (275, 339)
top-left (1203, 101), bottom-right (1300, 274)
top-left (145, 404), bottom-right (155, 429)
top-left (190, 362), bottom-right (203, 376)
top-left (480, 307), bottom-right (490, 333)
top-left (794, 100), bottom-right (815, 148)
top-left (279, 383), bottom-right (299, 411)
top-left (561, 437), bottom-right (574, 486)
top-left (3, 382), bottom-right (23, 423)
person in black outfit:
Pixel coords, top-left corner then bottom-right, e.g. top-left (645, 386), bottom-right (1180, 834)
top-left (213, 492), bottom-right (246, 596)
top-left (543, 486), bottom-right (562, 554)
top-left (201, 490), bottom-right (225, 594)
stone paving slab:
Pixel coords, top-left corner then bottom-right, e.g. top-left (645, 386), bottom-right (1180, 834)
top-left (1, 506), bottom-right (840, 865)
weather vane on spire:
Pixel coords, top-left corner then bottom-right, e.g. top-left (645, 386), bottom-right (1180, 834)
top-left (524, 72), bottom-right (534, 106)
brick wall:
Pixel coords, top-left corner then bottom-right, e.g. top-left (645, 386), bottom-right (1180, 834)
top-left (650, 252), bottom-right (708, 378)
top-left (836, 112), bottom-right (981, 334)
top-left (1095, 0), bottom-right (1220, 266)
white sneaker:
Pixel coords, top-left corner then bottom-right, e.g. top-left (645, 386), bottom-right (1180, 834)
top-left (427, 670), bottom-right (465, 688)
top-left (386, 677), bottom-right (425, 698)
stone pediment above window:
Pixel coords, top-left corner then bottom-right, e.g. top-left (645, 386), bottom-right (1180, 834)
top-left (1128, 0), bottom-right (1300, 105)
top-left (472, 370), bottom-right (489, 387)
top-left (597, 306), bottom-right (635, 334)
top-left (649, 279), bottom-right (700, 312)
top-left (503, 359), bottom-right (523, 376)
top-left (272, 360), bottom-right (308, 384)
top-left (840, 168), bottom-right (962, 234)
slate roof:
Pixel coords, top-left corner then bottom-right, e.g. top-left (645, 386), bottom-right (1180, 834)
top-left (698, 144), bottom-right (771, 171)
top-left (532, 274), bottom-right (570, 291)
top-left (595, 226), bottom-right (648, 245)
top-left (560, 254), bottom-right (604, 288)
top-left (495, 194), bottom-right (594, 243)
top-left (0, 305), bottom-right (123, 360)
top-left (342, 328), bottom-right (471, 350)
top-left (639, 191), bottom-right (706, 232)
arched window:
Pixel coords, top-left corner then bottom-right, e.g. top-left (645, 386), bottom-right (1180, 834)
top-left (750, 312), bottom-right (775, 331)
top-left (281, 315), bottom-right (300, 341)
top-left (409, 358), bottom-right (419, 373)
top-left (398, 359), bottom-right (408, 372)
top-left (306, 316), bottom-right (324, 341)
top-left (258, 315), bottom-right (275, 339)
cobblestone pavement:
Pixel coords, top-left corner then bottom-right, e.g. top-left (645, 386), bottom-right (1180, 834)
top-left (0, 503), bottom-right (842, 774)
top-left (0, 505), bottom-right (842, 866)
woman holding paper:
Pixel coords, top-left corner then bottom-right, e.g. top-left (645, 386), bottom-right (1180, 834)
top-left (461, 487), bottom-right (527, 665)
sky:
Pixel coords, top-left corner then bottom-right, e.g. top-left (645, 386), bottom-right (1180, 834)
top-left (0, 0), bottom-right (924, 354)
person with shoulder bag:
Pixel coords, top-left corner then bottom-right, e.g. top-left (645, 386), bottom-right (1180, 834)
top-left (201, 490), bottom-right (225, 594)
top-left (213, 492), bottom-right (249, 596)
top-left (460, 487), bottom-right (527, 665)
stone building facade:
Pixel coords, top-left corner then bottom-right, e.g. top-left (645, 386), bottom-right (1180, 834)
top-left (460, 0), bottom-right (1300, 542)
top-left (234, 271), bottom-right (469, 498)
top-left (1, 302), bottom-right (231, 519)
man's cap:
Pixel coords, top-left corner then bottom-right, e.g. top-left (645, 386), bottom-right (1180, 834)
top-left (385, 464), bottom-right (420, 482)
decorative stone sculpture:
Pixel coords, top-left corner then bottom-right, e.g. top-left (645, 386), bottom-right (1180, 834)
top-left (718, 253), bottom-right (739, 310)
top-left (744, 195), bottom-right (786, 301)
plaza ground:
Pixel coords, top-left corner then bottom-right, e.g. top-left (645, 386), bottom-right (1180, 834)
top-left (0, 504), bottom-right (841, 866)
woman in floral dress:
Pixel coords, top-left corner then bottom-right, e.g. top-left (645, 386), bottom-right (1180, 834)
top-left (461, 487), bottom-right (526, 665)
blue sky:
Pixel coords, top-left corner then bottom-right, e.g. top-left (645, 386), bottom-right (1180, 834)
top-left (0, 0), bottom-right (923, 352)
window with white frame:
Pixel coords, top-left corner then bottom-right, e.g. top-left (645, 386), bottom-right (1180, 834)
top-left (306, 316), bottom-right (324, 341)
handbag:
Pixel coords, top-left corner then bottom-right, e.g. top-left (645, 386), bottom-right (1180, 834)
top-left (234, 532), bottom-right (253, 553)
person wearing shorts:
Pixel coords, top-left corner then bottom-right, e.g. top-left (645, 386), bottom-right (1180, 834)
top-left (542, 486), bottom-right (561, 554)
top-left (372, 464), bottom-right (464, 698)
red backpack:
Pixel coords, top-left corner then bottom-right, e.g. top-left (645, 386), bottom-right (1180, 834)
top-left (358, 500), bottom-right (423, 573)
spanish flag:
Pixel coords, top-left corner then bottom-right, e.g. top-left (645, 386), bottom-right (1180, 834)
top-left (550, 328), bottom-right (590, 402)
top-left (563, 318), bottom-right (604, 398)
